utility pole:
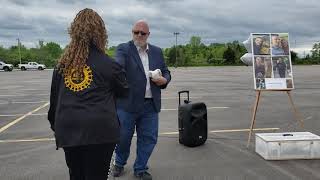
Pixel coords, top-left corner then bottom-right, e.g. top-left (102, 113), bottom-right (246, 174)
top-left (173, 32), bottom-right (180, 67)
top-left (17, 38), bottom-right (22, 65)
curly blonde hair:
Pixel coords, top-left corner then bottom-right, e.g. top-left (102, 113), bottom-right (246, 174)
top-left (59, 8), bottom-right (108, 76)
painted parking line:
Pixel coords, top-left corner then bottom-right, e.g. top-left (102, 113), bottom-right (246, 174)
top-left (0, 138), bottom-right (55, 143)
top-left (0, 106), bottom-right (228, 117)
top-left (0, 101), bottom-right (48, 105)
top-left (160, 128), bottom-right (279, 135)
top-left (0, 94), bottom-right (25, 97)
top-left (0, 113), bottom-right (48, 117)
top-left (161, 106), bottom-right (229, 111)
top-left (37, 94), bottom-right (50, 96)
top-left (0, 128), bottom-right (279, 143)
top-left (0, 102), bottom-right (49, 133)
top-left (11, 101), bottom-right (48, 104)
top-left (0, 94), bottom-right (49, 97)
top-left (161, 96), bottom-right (202, 100)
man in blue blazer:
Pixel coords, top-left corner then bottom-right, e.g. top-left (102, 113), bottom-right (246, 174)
top-left (112, 20), bottom-right (171, 180)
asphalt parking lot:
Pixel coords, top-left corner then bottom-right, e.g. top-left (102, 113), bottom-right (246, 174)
top-left (0, 66), bottom-right (319, 180)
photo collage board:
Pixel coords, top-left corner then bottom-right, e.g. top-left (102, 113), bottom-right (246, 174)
top-left (251, 33), bottom-right (294, 90)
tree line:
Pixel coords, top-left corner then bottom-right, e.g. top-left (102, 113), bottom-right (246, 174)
top-left (0, 37), bottom-right (319, 68)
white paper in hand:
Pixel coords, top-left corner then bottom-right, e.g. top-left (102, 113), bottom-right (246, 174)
top-left (149, 69), bottom-right (162, 80)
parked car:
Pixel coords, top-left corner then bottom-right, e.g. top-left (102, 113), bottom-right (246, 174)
top-left (0, 60), bottom-right (13, 71)
top-left (18, 62), bottom-right (46, 71)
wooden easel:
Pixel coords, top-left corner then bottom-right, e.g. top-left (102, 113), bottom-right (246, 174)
top-left (246, 90), bottom-right (304, 148)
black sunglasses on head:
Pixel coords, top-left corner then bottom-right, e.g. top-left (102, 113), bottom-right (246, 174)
top-left (132, 31), bottom-right (148, 36)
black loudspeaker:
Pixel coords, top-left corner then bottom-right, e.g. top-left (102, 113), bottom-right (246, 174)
top-left (178, 90), bottom-right (207, 147)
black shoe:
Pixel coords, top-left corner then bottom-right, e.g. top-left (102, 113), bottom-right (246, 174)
top-left (134, 171), bottom-right (152, 180)
top-left (112, 164), bottom-right (124, 177)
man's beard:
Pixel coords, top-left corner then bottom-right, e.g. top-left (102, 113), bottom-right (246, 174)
top-left (134, 40), bottom-right (147, 48)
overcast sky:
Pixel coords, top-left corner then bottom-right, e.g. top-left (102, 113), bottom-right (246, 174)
top-left (1, 0), bottom-right (319, 55)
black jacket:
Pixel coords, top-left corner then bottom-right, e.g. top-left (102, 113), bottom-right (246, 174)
top-left (48, 46), bottom-right (128, 148)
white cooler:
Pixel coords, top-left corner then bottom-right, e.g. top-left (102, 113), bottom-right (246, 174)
top-left (255, 132), bottom-right (320, 160)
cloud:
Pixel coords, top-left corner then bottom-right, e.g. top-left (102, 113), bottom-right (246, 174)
top-left (10, 0), bottom-right (30, 6)
top-left (0, 0), bottom-right (319, 55)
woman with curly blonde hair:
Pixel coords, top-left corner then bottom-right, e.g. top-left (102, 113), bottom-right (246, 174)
top-left (48, 8), bottom-right (128, 180)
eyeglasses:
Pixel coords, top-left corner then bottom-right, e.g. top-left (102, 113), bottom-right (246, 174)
top-left (132, 31), bottom-right (148, 36)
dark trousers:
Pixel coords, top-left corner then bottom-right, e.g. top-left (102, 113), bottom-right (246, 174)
top-left (63, 143), bottom-right (116, 180)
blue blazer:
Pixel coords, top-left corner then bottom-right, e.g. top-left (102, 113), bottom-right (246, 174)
top-left (115, 40), bottom-right (171, 113)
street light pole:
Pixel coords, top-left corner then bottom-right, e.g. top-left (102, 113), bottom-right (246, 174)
top-left (173, 32), bottom-right (180, 67)
top-left (17, 38), bottom-right (21, 65)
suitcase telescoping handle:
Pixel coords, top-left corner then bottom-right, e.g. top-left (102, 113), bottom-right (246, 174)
top-left (178, 90), bottom-right (190, 106)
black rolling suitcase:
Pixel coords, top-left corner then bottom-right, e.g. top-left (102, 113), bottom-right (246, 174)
top-left (178, 90), bottom-right (207, 147)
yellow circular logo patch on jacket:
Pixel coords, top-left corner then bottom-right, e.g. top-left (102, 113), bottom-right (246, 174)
top-left (64, 65), bottom-right (93, 92)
